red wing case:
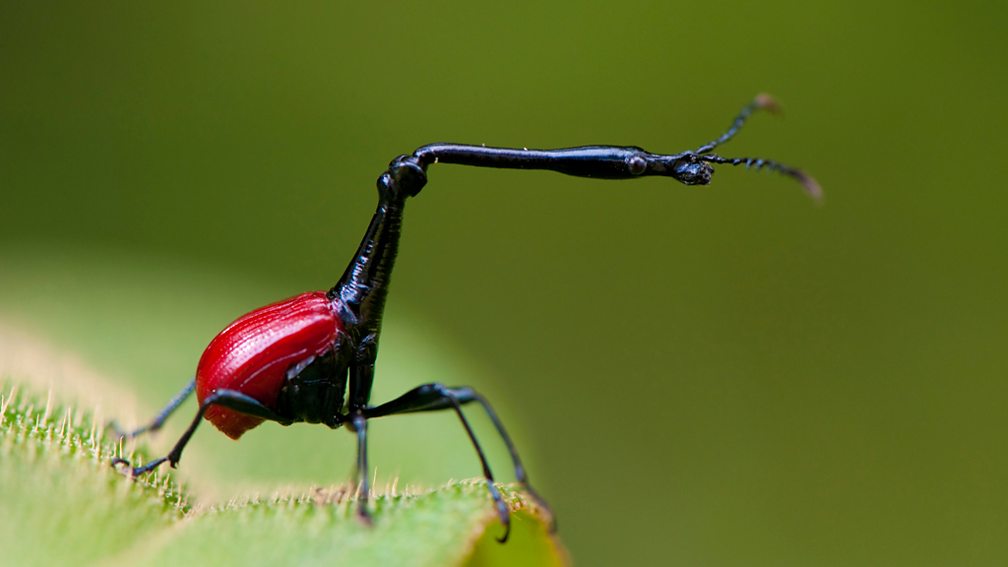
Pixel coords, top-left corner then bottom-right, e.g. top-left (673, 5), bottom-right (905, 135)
top-left (195, 291), bottom-right (341, 439)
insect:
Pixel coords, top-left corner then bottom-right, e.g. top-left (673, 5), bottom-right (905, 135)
top-left (110, 94), bottom-right (817, 542)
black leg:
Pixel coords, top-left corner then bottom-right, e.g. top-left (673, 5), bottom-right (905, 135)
top-left (112, 389), bottom-right (286, 476)
top-left (108, 379), bottom-right (196, 439)
top-left (348, 359), bottom-right (376, 412)
top-left (366, 383), bottom-right (555, 542)
top-left (346, 361), bottom-right (377, 524)
top-left (349, 413), bottom-right (373, 525)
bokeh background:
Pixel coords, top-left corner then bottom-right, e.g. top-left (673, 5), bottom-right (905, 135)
top-left (2, 1), bottom-right (1006, 565)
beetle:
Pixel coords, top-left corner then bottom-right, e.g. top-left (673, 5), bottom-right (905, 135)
top-left (110, 94), bottom-right (818, 542)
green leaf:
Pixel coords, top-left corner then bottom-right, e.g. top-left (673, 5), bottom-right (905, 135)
top-left (0, 385), bottom-right (565, 567)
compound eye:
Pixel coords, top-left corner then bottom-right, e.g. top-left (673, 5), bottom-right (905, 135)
top-left (627, 155), bottom-right (647, 176)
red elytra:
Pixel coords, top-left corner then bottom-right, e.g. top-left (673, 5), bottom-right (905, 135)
top-left (195, 291), bottom-right (343, 439)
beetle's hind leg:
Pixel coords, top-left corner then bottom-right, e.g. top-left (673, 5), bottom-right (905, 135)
top-left (365, 383), bottom-right (555, 543)
top-left (112, 389), bottom-right (286, 476)
top-left (107, 379), bottom-right (196, 440)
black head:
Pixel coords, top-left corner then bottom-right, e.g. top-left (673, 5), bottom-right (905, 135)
top-left (671, 153), bottom-right (714, 185)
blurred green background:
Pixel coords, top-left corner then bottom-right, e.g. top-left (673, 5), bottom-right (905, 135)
top-left (2, 1), bottom-right (1006, 565)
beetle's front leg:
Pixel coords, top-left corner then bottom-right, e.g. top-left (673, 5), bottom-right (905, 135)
top-left (347, 360), bottom-right (377, 523)
top-left (346, 412), bottom-right (372, 524)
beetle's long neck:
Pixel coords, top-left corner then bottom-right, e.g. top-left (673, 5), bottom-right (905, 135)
top-left (331, 158), bottom-right (425, 333)
top-left (331, 197), bottom-right (405, 332)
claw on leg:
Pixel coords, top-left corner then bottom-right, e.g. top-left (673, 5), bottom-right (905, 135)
top-left (356, 501), bottom-right (374, 526)
top-left (111, 456), bottom-right (169, 477)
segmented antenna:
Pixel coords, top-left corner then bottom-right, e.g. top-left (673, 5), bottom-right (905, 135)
top-left (694, 93), bottom-right (821, 201)
top-left (702, 153), bottom-right (822, 200)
